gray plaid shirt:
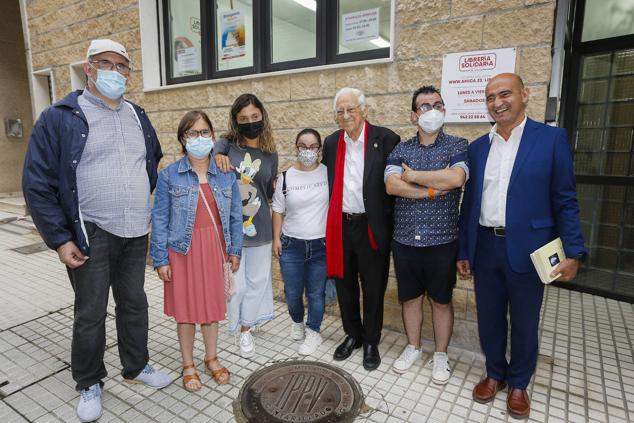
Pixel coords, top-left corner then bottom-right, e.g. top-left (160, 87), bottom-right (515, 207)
top-left (76, 89), bottom-right (151, 238)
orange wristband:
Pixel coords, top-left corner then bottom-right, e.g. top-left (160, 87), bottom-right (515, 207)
top-left (428, 186), bottom-right (434, 199)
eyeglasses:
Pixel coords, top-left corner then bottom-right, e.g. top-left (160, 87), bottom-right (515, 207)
top-left (297, 145), bottom-right (320, 152)
top-left (418, 102), bottom-right (444, 113)
top-left (185, 129), bottom-right (212, 138)
top-left (89, 59), bottom-right (131, 75)
top-left (335, 105), bottom-right (360, 117)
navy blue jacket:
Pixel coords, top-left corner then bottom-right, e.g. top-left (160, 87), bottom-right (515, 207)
top-left (22, 90), bottom-right (163, 255)
top-left (458, 118), bottom-right (586, 273)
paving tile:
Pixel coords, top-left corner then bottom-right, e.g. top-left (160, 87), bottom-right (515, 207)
top-left (1, 213), bottom-right (634, 422)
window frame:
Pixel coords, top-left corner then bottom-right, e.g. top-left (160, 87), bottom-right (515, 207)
top-left (160, 0), bottom-right (393, 85)
top-left (162, 0), bottom-right (208, 85)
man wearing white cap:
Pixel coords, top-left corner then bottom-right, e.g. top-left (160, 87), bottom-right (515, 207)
top-left (23, 39), bottom-right (171, 422)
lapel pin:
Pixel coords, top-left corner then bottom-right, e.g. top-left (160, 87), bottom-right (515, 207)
top-left (373, 143), bottom-right (378, 148)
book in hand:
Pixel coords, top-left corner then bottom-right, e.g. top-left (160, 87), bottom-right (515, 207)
top-left (530, 237), bottom-right (565, 284)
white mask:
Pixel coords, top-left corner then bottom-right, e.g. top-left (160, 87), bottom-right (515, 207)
top-left (418, 109), bottom-right (445, 134)
top-left (297, 149), bottom-right (318, 166)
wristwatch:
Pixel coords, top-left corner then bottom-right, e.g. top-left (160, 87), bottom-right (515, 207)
top-left (569, 252), bottom-right (587, 263)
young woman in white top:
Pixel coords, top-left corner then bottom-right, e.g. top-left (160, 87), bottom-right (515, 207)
top-left (272, 129), bottom-right (329, 356)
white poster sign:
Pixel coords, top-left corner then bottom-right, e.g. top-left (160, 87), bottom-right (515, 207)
top-left (221, 10), bottom-right (246, 60)
top-left (342, 8), bottom-right (380, 44)
top-left (441, 48), bottom-right (517, 123)
top-left (175, 47), bottom-right (199, 75)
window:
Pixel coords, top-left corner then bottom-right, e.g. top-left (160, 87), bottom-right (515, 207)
top-left (161, 0), bottom-right (392, 85)
top-left (581, 0), bottom-right (634, 42)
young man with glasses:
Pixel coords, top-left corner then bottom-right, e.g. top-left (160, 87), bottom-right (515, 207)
top-left (322, 87), bottom-right (400, 371)
top-left (384, 86), bottom-right (469, 384)
top-left (23, 39), bottom-right (171, 422)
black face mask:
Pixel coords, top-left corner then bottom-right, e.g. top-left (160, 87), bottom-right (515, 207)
top-left (237, 120), bottom-right (264, 139)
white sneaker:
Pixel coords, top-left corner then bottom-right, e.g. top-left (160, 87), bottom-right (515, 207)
top-left (430, 352), bottom-right (452, 385)
top-left (298, 328), bottom-right (322, 356)
top-left (125, 363), bottom-right (172, 389)
top-left (392, 344), bottom-right (421, 374)
top-left (76, 384), bottom-right (102, 422)
top-left (240, 330), bottom-right (255, 357)
top-left (290, 321), bottom-right (305, 340)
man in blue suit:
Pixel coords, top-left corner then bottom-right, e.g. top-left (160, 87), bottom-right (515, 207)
top-left (457, 73), bottom-right (586, 419)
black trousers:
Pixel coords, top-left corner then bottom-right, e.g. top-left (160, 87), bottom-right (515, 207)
top-left (335, 217), bottom-right (390, 345)
top-left (66, 222), bottom-right (149, 391)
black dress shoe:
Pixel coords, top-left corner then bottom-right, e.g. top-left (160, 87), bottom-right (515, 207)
top-left (333, 336), bottom-right (362, 361)
top-left (363, 344), bottom-right (381, 370)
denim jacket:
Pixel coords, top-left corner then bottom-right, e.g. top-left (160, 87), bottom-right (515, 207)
top-left (150, 155), bottom-right (243, 268)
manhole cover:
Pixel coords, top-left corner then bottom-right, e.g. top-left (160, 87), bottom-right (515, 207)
top-left (236, 360), bottom-right (364, 423)
top-left (12, 242), bottom-right (48, 255)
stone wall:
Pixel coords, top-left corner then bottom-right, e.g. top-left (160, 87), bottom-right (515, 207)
top-left (23, 0), bottom-right (557, 350)
top-left (0, 0), bottom-right (32, 193)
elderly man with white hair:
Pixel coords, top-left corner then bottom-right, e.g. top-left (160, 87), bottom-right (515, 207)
top-left (323, 87), bottom-right (400, 370)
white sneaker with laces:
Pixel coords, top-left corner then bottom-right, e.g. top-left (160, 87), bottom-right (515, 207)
top-left (290, 321), bottom-right (305, 340)
top-left (125, 363), bottom-right (172, 389)
top-left (240, 329), bottom-right (255, 357)
top-left (76, 383), bottom-right (102, 423)
top-left (430, 352), bottom-right (452, 385)
top-left (392, 344), bottom-right (421, 374)
top-left (298, 328), bottom-right (322, 356)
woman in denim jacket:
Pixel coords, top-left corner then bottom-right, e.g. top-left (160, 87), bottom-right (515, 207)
top-left (150, 111), bottom-right (242, 392)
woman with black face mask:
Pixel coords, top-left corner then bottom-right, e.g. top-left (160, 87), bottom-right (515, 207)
top-left (213, 94), bottom-right (278, 358)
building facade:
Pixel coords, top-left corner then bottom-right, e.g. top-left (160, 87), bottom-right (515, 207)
top-left (10, 0), bottom-right (634, 348)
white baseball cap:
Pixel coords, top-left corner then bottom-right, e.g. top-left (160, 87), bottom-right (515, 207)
top-left (86, 39), bottom-right (130, 61)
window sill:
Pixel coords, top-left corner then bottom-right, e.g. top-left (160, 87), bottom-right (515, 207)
top-left (142, 56), bottom-right (394, 93)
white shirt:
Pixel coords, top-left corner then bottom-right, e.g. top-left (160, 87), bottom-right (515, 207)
top-left (342, 125), bottom-right (366, 213)
top-left (271, 164), bottom-right (329, 240)
top-left (479, 115), bottom-right (527, 227)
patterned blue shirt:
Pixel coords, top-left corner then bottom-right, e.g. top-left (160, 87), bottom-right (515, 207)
top-left (385, 130), bottom-right (468, 247)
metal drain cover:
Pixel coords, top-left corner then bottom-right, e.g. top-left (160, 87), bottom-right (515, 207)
top-left (236, 360), bottom-right (364, 422)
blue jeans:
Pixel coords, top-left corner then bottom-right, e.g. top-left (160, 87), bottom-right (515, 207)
top-left (279, 234), bottom-right (326, 333)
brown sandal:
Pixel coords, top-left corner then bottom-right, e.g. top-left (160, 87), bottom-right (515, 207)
top-left (182, 363), bottom-right (202, 392)
top-left (204, 357), bottom-right (230, 385)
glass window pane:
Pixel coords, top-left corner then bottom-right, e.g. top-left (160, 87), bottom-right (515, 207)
top-left (577, 104), bottom-right (604, 128)
top-left (581, 54), bottom-right (611, 78)
top-left (605, 128), bottom-right (633, 152)
top-left (338, 0), bottom-right (391, 55)
top-left (574, 151), bottom-right (603, 175)
top-left (607, 102), bottom-right (634, 126)
top-left (603, 153), bottom-right (631, 175)
top-left (579, 79), bottom-right (609, 103)
top-left (271, 0), bottom-right (317, 63)
top-left (582, 0), bottom-right (634, 42)
top-left (215, 0), bottom-right (254, 72)
top-left (611, 75), bottom-right (634, 101)
top-left (167, 0), bottom-right (202, 78)
top-left (613, 50), bottom-right (634, 75)
top-left (575, 128), bottom-right (604, 152)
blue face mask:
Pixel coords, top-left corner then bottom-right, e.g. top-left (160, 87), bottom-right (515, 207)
top-left (185, 137), bottom-right (214, 158)
top-left (94, 69), bottom-right (127, 100)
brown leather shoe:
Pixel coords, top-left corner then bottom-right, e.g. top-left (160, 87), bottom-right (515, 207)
top-left (472, 377), bottom-right (507, 403)
top-left (507, 388), bottom-right (530, 419)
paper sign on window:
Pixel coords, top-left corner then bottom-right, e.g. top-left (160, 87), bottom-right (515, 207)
top-left (221, 10), bottom-right (246, 60)
top-left (342, 8), bottom-right (379, 45)
top-left (176, 47), bottom-right (199, 74)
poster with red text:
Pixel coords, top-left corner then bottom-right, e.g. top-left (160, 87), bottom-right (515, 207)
top-left (441, 48), bottom-right (516, 123)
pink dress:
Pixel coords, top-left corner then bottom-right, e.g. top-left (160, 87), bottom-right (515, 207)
top-left (165, 183), bottom-right (226, 323)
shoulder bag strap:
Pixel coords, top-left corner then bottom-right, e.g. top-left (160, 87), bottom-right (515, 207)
top-left (199, 186), bottom-right (229, 263)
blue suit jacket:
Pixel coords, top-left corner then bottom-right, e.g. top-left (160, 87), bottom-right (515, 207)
top-left (457, 118), bottom-right (586, 273)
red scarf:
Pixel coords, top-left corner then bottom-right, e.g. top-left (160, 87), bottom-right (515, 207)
top-left (326, 121), bottom-right (377, 278)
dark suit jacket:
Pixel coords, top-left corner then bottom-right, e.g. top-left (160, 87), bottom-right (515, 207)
top-left (458, 118), bottom-right (587, 273)
top-left (322, 123), bottom-right (400, 254)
